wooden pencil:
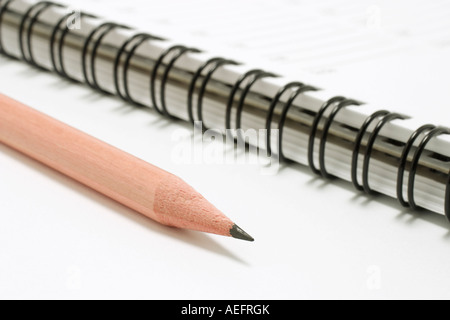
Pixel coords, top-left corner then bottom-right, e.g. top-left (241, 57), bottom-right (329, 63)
top-left (0, 94), bottom-right (253, 241)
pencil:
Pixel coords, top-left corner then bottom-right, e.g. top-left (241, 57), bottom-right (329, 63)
top-left (0, 94), bottom-right (254, 241)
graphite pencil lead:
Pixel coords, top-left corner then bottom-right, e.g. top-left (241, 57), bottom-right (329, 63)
top-left (230, 224), bottom-right (254, 242)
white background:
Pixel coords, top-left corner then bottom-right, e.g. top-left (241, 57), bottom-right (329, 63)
top-left (2, 0), bottom-right (450, 300)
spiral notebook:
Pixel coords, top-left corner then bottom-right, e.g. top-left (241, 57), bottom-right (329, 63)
top-left (3, 0), bottom-right (450, 300)
top-left (2, 0), bottom-right (450, 218)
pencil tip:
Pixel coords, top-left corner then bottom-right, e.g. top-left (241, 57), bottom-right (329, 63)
top-left (230, 224), bottom-right (254, 242)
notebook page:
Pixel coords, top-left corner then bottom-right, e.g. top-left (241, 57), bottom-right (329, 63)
top-left (67, 0), bottom-right (450, 126)
top-left (3, 0), bottom-right (450, 300)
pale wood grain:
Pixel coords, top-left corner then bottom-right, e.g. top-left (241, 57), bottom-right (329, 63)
top-left (0, 94), bottom-right (234, 237)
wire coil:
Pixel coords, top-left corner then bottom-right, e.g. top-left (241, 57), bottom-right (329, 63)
top-left (50, 11), bottom-right (98, 81)
top-left (396, 124), bottom-right (435, 207)
top-left (195, 58), bottom-right (239, 130)
top-left (82, 22), bottom-right (131, 93)
top-left (278, 84), bottom-right (317, 162)
top-left (150, 45), bottom-right (201, 117)
top-left (19, 1), bottom-right (63, 68)
top-left (114, 33), bottom-right (163, 106)
top-left (407, 127), bottom-right (450, 212)
top-left (0, 0), bottom-right (19, 58)
top-left (316, 98), bottom-right (362, 179)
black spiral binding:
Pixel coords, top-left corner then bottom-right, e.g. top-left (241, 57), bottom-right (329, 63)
top-left (265, 82), bottom-right (304, 157)
top-left (445, 168), bottom-right (450, 222)
top-left (159, 46), bottom-right (202, 119)
top-left (82, 22), bottom-right (131, 93)
top-left (196, 58), bottom-right (239, 130)
top-left (0, 0), bottom-right (18, 58)
top-left (396, 124), bottom-right (435, 207)
top-left (18, 1), bottom-right (64, 69)
top-left (113, 33), bottom-right (163, 106)
top-left (235, 71), bottom-right (278, 142)
top-left (351, 110), bottom-right (390, 191)
top-left (150, 45), bottom-right (201, 117)
top-left (361, 112), bottom-right (406, 194)
top-left (188, 57), bottom-right (228, 124)
top-left (277, 84), bottom-right (318, 162)
top-left (317, 98), bottom-right (362, 179)
top-left (50, 11), bottom-right (97, 82)
top-left (308, 96), bottom-right (346, 175)
top-left (407, 127), bottom-right (450, 213)
top-left (50, 11), bottom-right (72, 73)
top-left (226, 69), bottom-right (267, 131)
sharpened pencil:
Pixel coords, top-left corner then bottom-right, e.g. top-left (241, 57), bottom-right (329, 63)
top-left (0, 94), bottom-right (254, 241)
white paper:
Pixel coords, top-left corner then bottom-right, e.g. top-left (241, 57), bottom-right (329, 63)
top-left (2, 0), bottom-right (450, 300)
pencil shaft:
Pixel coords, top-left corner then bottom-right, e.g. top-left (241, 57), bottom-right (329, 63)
top-left (0, 94), bottom-right (163, 219)
top-left (0, 94), bottom-right (239, 238)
